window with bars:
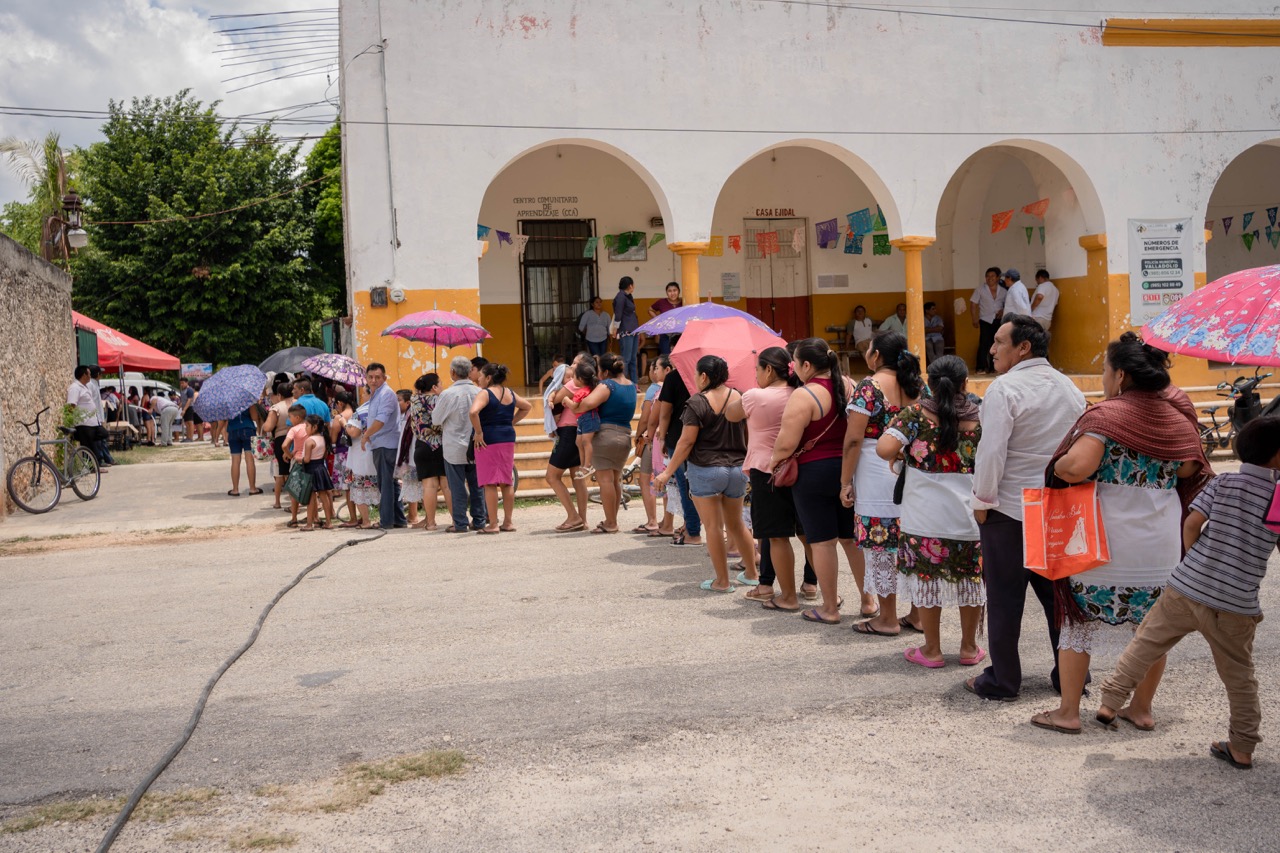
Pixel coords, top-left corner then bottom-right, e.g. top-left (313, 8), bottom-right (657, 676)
top-left (519, 220), bottom-right (597, 384)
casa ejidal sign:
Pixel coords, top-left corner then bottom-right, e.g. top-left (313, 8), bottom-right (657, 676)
top-left (754, 208), bottom-right (795, 217)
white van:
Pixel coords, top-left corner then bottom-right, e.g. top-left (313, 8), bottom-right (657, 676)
top-left (98, 372), bottom-right (178, 399)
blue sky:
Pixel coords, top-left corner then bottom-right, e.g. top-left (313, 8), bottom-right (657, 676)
top-left (0, 0), bottom-right (339, 206)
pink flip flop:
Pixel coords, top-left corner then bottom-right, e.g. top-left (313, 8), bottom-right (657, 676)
top-left (904, 647), bottom-right (947, 669)
top-left (959, 647), bottom-right (987, 666)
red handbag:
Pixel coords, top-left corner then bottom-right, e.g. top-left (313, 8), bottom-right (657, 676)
top-left (771, 417), bottom-right (836, 488)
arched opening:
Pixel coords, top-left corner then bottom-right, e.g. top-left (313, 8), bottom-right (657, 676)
top-left (476, 141), bottom-right (673, 385)
top-left (935, 142), bottom-right (1105, 374)
top-left (1206, 141), bottom-right (1280, 285)
top-left (705, 142), bottom-right (902, 350)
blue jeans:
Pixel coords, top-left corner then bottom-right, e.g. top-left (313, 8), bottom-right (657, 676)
top-left (445, 461), bottom-right (487, 529)
top-left (658, 334), bottom-right (672, 355)
top-left (372, 447), bottom-right (407, 528)
top-left (620, 334), bottom-right (639, 382)
top-left (671, 462), bottom-right (701, 537)
top-left (587, 338), bottom-right (607, 357)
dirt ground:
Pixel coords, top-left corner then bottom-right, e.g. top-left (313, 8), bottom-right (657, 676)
top-left (0, 460), bottom-right (1277, 852)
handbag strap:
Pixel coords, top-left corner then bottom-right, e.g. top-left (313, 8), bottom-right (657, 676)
top-left (788, 410), bottom-right (838, 463)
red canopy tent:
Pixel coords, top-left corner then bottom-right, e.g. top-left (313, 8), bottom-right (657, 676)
top-left (72, 311), bottom-right (180, 372)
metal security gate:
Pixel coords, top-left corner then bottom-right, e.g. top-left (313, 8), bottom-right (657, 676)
top-left (743, 218), bottom-right (810, 342)
top-left (519, 220), bottom-right (597, 385)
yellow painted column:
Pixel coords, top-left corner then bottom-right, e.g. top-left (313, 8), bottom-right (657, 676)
top-left (890, 236), bottom-right (935, 366)
top-left (1078, 233), bottom-right (1119, 336)
top-left (668, 241), bottom-right (710, 303)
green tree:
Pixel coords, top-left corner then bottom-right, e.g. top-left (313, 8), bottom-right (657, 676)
top-left (0, 133), bottom-right (74, 259)
top-left (72, 91), bottom-right (323, 365)
top-left (302, 122), bottom-right (345, 315)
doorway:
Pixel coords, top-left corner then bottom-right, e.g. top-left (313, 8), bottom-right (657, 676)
top-left (519, 219), bottom-right (597, 385)
top-left (742, 218), bottom-right (810, 341)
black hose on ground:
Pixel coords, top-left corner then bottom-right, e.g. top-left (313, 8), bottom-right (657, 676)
top-left (96, 530), bottom-right (387, 853)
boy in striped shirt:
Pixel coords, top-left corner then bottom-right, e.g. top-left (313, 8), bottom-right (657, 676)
top-left (1097, 415), bottom-right (1280, 769)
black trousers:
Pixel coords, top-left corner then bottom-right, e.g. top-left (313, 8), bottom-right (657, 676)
top-left (758, 538), bottom-right (818, 587)
top-left (976, 320), bottom-right (998, 372)
top-left (972, 510), bottom-right (1061, 698)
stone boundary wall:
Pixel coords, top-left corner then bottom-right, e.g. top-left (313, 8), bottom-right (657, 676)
top-left (0, 234), bottom-right (75, 515)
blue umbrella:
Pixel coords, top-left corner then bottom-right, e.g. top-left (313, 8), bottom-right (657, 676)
top-left (193, 364), bottom-right (268, 422)
top-left (633, 302), bottom-right (780, 337)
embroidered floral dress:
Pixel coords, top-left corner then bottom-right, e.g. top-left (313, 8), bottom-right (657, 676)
top-left (883, 406), bottom-right (984, 608)
top-left (1060, 435), bottom-right (1184, 656)
top-left (848, 377), bottom-right (904, 597)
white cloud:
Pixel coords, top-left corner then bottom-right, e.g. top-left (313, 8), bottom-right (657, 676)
top-left (0, 0), bottom-right (338, 206)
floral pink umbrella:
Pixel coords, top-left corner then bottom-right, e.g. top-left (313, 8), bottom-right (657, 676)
top-left (1143, 263), bottom-right (1280, 365)
top-left (381, 310), bottom-right (492, 366)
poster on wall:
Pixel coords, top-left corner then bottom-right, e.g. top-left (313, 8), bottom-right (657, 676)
top-left (182, 363), bottom-right (213, 380)
top-left (721, 272), bottom-right (741, 302)
top-left (1127, 218), bottom-right (1193, 327)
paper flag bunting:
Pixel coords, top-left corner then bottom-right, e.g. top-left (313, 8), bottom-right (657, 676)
top-left (1269, 207), bottom-right (1278, 228)
top-left (816, 218), bottom-right (840, 248)
top-left (871, 205), bottom-right (887, 232)
top-left (729, 235), bottom-right (741, 254)
top-left (1243, 231), bottom-right (1258, 251)
top-left (1269, 227), bottom-right (1280, 249)
top-left (844, 232), bottom-right (863, 255)
top-left (649, 232), bottom-right (665, 248)
top-left (1223, 217), bottom-right (1234, 235)
top-left (1022, 198), bottom-right (1050, 218)
top-left (583, 237), bottom-right (598, 258)
top-left (1243, 212), bottom-right (1254, 231)
top-left (791, 228), bottom-right (805, 253)
top-left (705, 236), bottom-right (724, 257)
top-left (1205, 219), bottom-right (1214, 234)
top-left (1039, 226), bottom-right (1046, 244)
top-left (477, 240), bottom-right (488, 259)
top-left (847, 209), bottom-right (873, 236)
top-left (512, 234), bottom-right (529, 257)
top-left (1025, 226), bottom-right (1034, 244)
top-left (495, 230), bottom-right (512, 246)
top-left (756, 231), bottom-right (780, 257)
top-left (603, 234), bottom-right (617, 250)
top-left (872, 234), bottom-right (891, 256)
top-left (477, 224), bottom-right (491, 240)
top-left (991, 210), bottom-right (1014, 233)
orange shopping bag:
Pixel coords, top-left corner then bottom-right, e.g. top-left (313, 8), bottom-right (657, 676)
top-left (1022, 482), bottom-right (1111, 580)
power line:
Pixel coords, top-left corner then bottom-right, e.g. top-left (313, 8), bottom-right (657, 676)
top-left (88, 168), bottom-right (338, 227)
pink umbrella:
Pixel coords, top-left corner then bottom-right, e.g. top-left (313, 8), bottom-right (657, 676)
top-left (380, 310), bottom-right (491, 347)
top-left (1143, 263), bottom-right (1280, 365)
top-left (670, 317), bottom-right (788, 393)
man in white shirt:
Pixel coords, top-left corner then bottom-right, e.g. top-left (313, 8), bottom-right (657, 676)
top-left (66, 365), bottom-right (111, 467)
top-left (1002, 268), bottom-right (1032, 318)
top-left (151, 393), bottom-right (180, 446)
top-left (970, 267), bottom-right (1005, 373)
top-left (434, 355), bottom-right (487, 532)
top-left (966, 316), bottom-right (1086, 702)
top-left (1031, 268), bottom-right (1060, 331)
top-left (879, 303), bottom-right (908, 337)
top-left (844, 305), bottom-right (875, 355)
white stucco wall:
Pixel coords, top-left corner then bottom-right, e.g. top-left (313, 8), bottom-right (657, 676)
top-left (340, 0), bottom-right (1280, 319)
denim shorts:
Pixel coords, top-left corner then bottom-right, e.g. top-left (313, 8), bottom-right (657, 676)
top-left (228, 430), bottom-right (255, 455)
top-left (685, 462), bottom-right (747, 499)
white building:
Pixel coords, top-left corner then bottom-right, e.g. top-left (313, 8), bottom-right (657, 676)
top-left (339, 1), bottom-right (1280, 388)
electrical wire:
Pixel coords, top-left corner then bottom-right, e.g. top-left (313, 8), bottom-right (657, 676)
top-left (95, 530), bottom-right (387, 853)
top-left (88, 168), bottom-right (337, 226)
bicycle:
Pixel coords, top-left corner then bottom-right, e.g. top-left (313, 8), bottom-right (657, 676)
top-left (1201, 369), bottom-right (1272, 457)
top-left (6, 407), bottom-right (101, 513)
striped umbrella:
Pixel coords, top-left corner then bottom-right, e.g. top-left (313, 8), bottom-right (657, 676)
top-left (300, 353), bottom-right (367, 386)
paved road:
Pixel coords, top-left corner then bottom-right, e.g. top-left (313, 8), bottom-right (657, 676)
top-left (0, 461), bottom-right (1277, 851)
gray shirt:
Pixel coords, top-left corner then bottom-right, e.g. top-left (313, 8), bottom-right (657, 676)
top-left (1170, 464), bottom-right (1280, 615)
top-left (579, 309), bottom-right (611, 343)
top-left (366, 383), bottom-right (400, 451)
top-left (434, 379), bottom-right (484, 465)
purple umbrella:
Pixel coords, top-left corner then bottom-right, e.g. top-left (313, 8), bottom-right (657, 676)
top-left (633, 302), bottom-right (780, 337)
top-left (300, 353), bottom-right (366, 387)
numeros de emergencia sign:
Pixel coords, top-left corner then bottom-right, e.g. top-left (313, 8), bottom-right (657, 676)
top-left (1128, 218), bottom-right (1192, 327)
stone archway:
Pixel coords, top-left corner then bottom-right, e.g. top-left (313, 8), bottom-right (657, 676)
top-left (935, 141), bottom-right (1106, 373)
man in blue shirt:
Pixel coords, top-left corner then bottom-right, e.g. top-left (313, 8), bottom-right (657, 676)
top-left (360, 362), bottom-right (407, 529)
top-left (612, 276), bottom-right (640, 382)
top-left (292, 377), bottom-right (331, 421)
